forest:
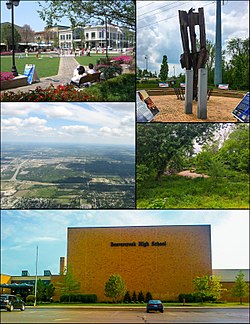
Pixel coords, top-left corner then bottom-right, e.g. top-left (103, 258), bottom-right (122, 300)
top-left (136, 123), bottom-right (249, 209)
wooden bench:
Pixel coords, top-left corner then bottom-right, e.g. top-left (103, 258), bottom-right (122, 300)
top-left (77, 72), bottom-right (101, 87)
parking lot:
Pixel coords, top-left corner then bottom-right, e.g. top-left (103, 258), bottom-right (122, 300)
top-left (0, 307), bottom-right (249, 323)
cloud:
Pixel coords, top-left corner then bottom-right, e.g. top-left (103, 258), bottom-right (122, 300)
top-left (60, 125), bottom-right (90, 135)
top-left (137, 0), bottom-right (249, 74)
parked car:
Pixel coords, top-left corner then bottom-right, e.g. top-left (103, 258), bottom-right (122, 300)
top-left (0, 294), bottom-right (25, 312)
top-left (146, 299), bottom-right (164, 313)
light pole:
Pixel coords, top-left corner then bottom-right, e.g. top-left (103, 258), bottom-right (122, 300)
top-left (6, 0), bottom-right (20, 77)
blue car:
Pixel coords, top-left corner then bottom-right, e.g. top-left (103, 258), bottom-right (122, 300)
top-left (146, 299), bottom-right (164, 313)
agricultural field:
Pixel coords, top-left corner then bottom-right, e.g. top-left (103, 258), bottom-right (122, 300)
top-left (1, 143), bottom-right (135, 209)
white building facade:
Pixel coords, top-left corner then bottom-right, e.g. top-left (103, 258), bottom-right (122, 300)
top-left (58, 24), bottom-right (134, 50)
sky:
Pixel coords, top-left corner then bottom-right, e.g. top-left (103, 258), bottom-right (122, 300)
top-left (1, 210), bottom-right (249, 276)
top-left (1, 0), bottom-right (71, 32)
top-left (1, 102), bottom-right (135, 145)
top-left (137, 0), bottom-right (249, 76)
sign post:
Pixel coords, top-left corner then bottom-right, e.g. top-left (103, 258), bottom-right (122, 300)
top-left (23, 64), bottom-right (40, 85)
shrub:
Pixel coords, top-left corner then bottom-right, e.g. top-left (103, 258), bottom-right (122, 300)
top-left (138, 291), bottom-right (145, 302)
top-left (85, 74), bottom-right (135, 101)
top-left (0, 84), bottom-right (93, 102)
top-left (26, 295), bottom-right (35, 303)
top-left (145, 292), bottom-right (152, 302)
top-left (111, 55), bottom-right (133, 64)
top-left (0, 72), bottom-right (15, 81)
top-left (123, 291), bottom-right (131, 303)
top-left (178, 293), bottom-right (196, 303)
top-left (96, 64), bottom-right (122, 79)
top-left (60, 294), bottom-right (97, 303)
top-left (132, 291), bottom-right (137, 302)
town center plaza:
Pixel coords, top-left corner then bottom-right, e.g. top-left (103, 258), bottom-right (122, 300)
top-left (54, 225), bottom-right (212, 301)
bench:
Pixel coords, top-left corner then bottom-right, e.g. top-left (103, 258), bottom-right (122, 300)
top-left (77, 72), bottom-right (101, 88)
top-left (174, 87), bottom-right (185, 100)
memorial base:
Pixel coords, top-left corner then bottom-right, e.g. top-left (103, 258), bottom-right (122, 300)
top-left (0, 75), bottom-right (28, 91)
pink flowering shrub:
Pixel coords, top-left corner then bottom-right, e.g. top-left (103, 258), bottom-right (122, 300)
top-left (0, 72), bottom-right (15, 81)
top-left (112, 55), bottom-right (133, 64)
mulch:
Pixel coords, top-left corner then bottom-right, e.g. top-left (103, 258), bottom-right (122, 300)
top-left (150, 95), bottom-right (241, 122)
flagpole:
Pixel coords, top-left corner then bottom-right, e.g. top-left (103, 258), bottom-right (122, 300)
top-left (34, 246), bottom-right (38, 306)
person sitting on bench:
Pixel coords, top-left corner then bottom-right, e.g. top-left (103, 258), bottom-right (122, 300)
top-left (87, 63), bottom-right (97, 74)
top-left (70, 65), bottom-right (87, 86)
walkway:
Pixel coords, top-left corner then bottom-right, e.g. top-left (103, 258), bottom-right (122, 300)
top-left (1, 56), bottom-right (79, 94)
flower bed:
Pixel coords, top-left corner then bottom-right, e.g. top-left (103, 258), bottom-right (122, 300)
top-left (0, 72), bottom-right (15, 81)
top-left (1, 84), bottom-right (95, 101)
top-left (111, 55), bottom-right (133, 64)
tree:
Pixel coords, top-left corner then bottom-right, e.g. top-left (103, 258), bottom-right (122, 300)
top-left (35, 279), bottom-right (55, 302)
top-left (54, 266), bottom-right (80, 302)
top-left (159, 55), bottom-right (169, 81)
top-left (38, 0), bottom-right (135, 30)
top-left (193, 275), bottom-right (225, 303)
top-left (104, 274), bottom-right (127, 303)
top-left (137, 124), bottom-right (221, 180)
top-left (19, 24), bottom-right (35, 45)
top-left (232, 270), bottom-right (249, 304)
top-left (138, 291), bottom-right (145, 302)
top-left (131, 291), bottom-right (137, 302)
top-left (217, 124), bottom-right (249, 173)
top-left (145, 292), bottom-right (152, 302)
top-left (123, 291), bottom-right (131, 303)
top-left (1, 23), bottom-right (21, 51)
top-left (224, 37), bottom-right (249, 90)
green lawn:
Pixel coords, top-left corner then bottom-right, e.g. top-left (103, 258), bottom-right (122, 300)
top-left (75, 53), bottom-right (118, 66)
top-left (137, 174), bottom-right (250, 209)
top-left (0, 54), bottom-right (60, 78)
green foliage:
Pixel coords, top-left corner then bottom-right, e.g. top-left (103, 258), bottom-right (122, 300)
top-left (131, 291), bottom-right (137, 302)
top-left (159, 55), bottom-right (169, 81)
top-left (217, 124), bottom-right (249, 173)
top-left (36, 279), bottom-right (55, 302)
top-left (136, 164), bottom-right (150, 185)
top-left (38, 0), bottom-right (135, 30)
top-left (104, 274), bottom-right (127, 303)
top-left (137, 173), bottom-right (249, 209)
top-left (193, 275), bottom-right (225, 303)
top-left (223, 37), bottom-right (249, 90)
top-left (123, 291), bottom-right (131, 303)
top-left (232, 270), bottom-right (249, 304)
top-left (26, 295), bottom-right (35, 303)
top-left (1, 23), bottom-right (21, 50)
top-left (60, 294), bottom-right (97, 303)
top-left (84, 74), bottom-right (135, 101)
top-left (54, 266), bottom-right (81, 302)
top-left (145, 292), bottom-right (152, 302)
top-left (138, 291), bottom-right (145, 302)
top-left (137, 123), bottom-right (220, 180)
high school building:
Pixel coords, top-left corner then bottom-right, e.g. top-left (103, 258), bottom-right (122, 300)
top-left (66, 225), bottom-right (212, 301)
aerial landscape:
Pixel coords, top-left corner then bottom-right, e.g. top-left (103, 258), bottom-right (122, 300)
top-left (1, 101), bottom-right (135, 209)
top-left (1, 143), bottom-right (135, 209)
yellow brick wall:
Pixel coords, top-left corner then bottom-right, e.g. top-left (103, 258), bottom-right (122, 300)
top-left (221, 282), bottom-right (250, 303)
top-left (0, 274), bottom-right (12, 294)
top-left (67, 225), bottom-right (212, 301)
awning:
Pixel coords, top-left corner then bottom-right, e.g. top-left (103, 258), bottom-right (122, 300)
top-left (0, 283), bottom-right (33, 289)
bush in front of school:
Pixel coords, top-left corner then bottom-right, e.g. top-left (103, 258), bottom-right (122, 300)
top-left (60, 294), bottom-right (97, 303)
top-left (26, 295), bottom-right (36, 303)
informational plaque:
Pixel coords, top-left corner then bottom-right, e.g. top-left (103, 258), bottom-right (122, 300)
top-left (136, 90), bottom-right (160, 122)
top-left (23, 64), bottom-right (40, 85)
top-left (159, 82), bottom-right (169, 87)
top-left (232, 92), bottom-right (249, 123)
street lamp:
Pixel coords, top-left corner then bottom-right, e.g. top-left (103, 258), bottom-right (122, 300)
top-left (6, 0), bottom-right (20, 77)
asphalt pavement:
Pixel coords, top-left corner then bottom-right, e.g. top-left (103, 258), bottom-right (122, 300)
top-left (1, 307), bottom-right (249, 323)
